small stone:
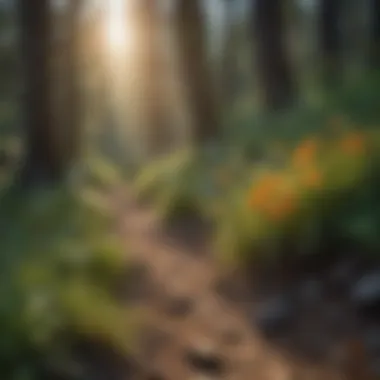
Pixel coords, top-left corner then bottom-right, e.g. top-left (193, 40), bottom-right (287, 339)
top-left (330, 259), bottom-right (356, 284)
top-left (371, 358), bottom-right (380, 377)
top-left (363, 327), bottom-right (380, 353)
top-left (163, 296), bottom-right (194, 318)
top-left (253, 295), bottom-right (296, 336)
top-left (185, 344), bottom-right (225, 376)
top-left (298, 279), bottom-right (322, 303)
top-left (351, 272), bottom-right (380, 306)
top-left (214, 277), bottom-right (247, 303)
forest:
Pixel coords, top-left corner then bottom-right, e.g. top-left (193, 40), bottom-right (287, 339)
top-left (1, 0), bottom-right (380, 379)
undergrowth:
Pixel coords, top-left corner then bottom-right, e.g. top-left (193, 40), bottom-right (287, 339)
top-left (0, 161), bottom-right (138, 380)
top-left (134, 76), bottom-right (380, 271)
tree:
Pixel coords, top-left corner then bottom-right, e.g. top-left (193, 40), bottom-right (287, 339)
top-left (370, 0), bottom-right (380, 68)
top-left (172, 0), bottom-right (219, 144)
top-left (62, 0), bottom-right (82, 167)
top-left (18, 0), bottom-right (64, 186)
top-left (127, 0), bottom-right (170, 159)
top-left (252, 0), bottom-right (296, 111)
top-left (318, 0), bottom-right (343, 84)
top-left (220, 0), bottom-right (240, 105)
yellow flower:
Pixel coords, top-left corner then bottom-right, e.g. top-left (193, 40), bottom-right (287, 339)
top-left (292, 138), bottom-right (319, 169)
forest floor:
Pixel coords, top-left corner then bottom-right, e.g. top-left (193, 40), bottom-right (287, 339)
top-left (100, 189), bottom-right (380, 380)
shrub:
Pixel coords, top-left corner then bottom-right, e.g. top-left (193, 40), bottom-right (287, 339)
top-left (215, 127), bottom-right (380, 268)
top-left (0, 186), bottom-right (138, 379)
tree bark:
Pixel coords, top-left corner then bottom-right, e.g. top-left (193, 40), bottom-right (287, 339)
top-left (318, 0), bottom-right (343, 85)
top-left (18, 0), bottom-right (64, 186)
top-left (220, 0), bottom-right (240, 105)
top-left (172, 0), bottom-right (219, 144)
top-left (63, 0), bottom-right (82, 167)
top-left (252, 0), bottom-right (296, 111)
top-left (370, 0), bottom-right (380, 68)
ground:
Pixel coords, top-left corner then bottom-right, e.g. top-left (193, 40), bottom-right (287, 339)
top-left (103, 189), bottom-right (380, 380)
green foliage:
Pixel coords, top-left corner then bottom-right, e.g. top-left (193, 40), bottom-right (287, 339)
top-left (0, 186), bottom-right (138, 379)
top-left (215, 127), bottom-right (380, 268)
top-left (133, 146), bottom-right (252, 223)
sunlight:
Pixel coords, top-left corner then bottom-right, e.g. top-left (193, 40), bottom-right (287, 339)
top-left (107, 0), bottom-right (127, 51)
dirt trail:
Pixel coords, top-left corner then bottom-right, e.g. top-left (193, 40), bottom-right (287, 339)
top-left (114, 192), bottom-right (343, 380)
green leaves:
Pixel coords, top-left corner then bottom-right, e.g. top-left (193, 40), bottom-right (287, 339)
top-left (0, 186), bottom-right (136, 378)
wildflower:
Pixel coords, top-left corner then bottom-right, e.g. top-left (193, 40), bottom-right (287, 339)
top-left (301, 167), bottom-right (323, 189)
top-left (340, 132), bottom-right (366, 156)
top-left (265, 189), bottom-right (298, 222)
top-left (292, 138), bottom-right (319, 169)
top-left (248, 173), bottom-right (284, 209)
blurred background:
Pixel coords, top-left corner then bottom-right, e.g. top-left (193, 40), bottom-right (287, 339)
top-left (1, 0), bottom-right (380, 379)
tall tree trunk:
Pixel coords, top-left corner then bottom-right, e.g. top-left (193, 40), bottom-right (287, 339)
top-left (220, 0), bottom-right (240, 105)
top-left (318, 0), bottom-right (343, 85)
top-left (18, 0), bottom-right (64, 186)
top-left (172, 0), bottom-right (219, 144)
top-left (370, 0), bottom-right (380, 68)
top-left (252, 0), bottom-right (296, 111)
top-left (63, 0), bottom-right (82, 167)
top-left (129, 0), bottom-right (170, 159)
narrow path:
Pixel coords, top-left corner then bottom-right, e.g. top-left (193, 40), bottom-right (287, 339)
top-left (114, 191), bottom-right (339, 380)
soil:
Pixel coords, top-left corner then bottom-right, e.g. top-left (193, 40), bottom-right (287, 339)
top-left (100, 190), bottom-right (380, 380)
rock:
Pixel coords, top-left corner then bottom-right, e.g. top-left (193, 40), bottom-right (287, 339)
top-left (184, 342), bottom-right (226, 376)
top-left (371, 358), bottom-right (380, 377)
top-left (363, 327), bottom-right (380, 353)
top-left (253, 295), bottom-right (296, 336)
top-left (351, 272), bottom-right (380, 308)
top-left (163, 296), bottom-right (194, 318)
top-left (214, 276), bottom-right (247, 303)
top-left (329, 259), bottom-right (356, 284)
top-left (298, 279), bottom-right (322, 304)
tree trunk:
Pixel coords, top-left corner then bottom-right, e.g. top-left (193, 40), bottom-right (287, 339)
top-left (172, 0), bottom-right (219, 144)
top-left (318, 0), bottom-right (343, 85)
top-left (370, 0), bottom-right (380, 68)
top-left (252, 0), bottom-right (296, 111)
top-left (62, 0), bottom-right (82, 167)
top-left (129, 0), bottom-right (170, 158)
top-left (220, 0), bottom-right (240, 105)
top-left (18, 0), bottom-right (64, 186)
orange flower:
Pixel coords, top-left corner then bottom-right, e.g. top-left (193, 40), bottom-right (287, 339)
top-left (248, 173), bottom-right (284, 209)
top-left (292, 138), bottom-right (319, 168)
top-left (340, 132), bottom-right (366, 156)
top-left (302, 167), bottom-right (323, 189)
top-left (265, 190), bottom-right (298, 222)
